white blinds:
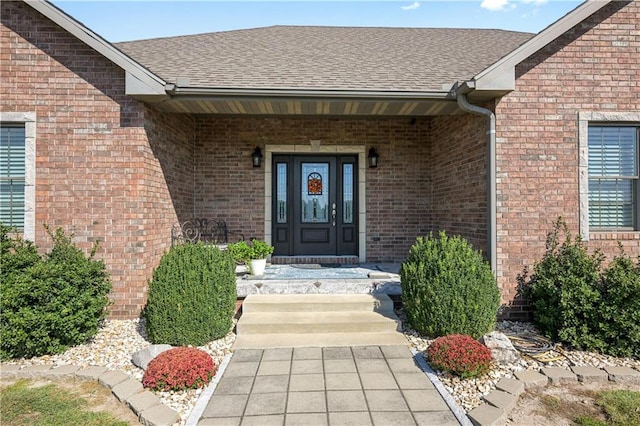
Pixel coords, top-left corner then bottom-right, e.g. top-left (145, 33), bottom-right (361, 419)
top-left (0, 125), bottom-right (26, 229)
top-left (588, 126), bottom-right (638, 229)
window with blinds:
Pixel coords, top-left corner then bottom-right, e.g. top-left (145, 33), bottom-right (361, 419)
top-left (588, 125), bottom-right (638, 230)
top-left (0, 125), bottom-right (26, 230)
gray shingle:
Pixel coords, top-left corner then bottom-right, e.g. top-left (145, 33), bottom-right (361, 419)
top-left (115, 26), bottom-right (532, 91)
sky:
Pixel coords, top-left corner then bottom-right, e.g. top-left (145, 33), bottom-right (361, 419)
top-left (51, 0), bottom-right (584, 43)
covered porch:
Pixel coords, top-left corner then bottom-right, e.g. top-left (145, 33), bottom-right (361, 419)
top-left (148, 92), bottom-right (490, 265)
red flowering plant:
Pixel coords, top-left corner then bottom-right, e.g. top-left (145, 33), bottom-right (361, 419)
top-left (427, 334), bottom-right (493, 379)
top-left (142, 347), bottom-right (217, 391)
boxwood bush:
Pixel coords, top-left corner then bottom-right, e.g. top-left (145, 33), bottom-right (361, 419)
top-left (144, 243), bottom-right (236, 346)
top-left (0, 225), bottom-right (111, 360)
top-left (522, 217), bottom-right (640, 358)
top-left (400, 231), bottom-right (500, 339)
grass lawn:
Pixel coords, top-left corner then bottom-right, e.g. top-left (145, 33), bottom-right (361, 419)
top-left (576, 389), bottom-right (640, 426)
top-left (1, 378), bottom-right (135, 426)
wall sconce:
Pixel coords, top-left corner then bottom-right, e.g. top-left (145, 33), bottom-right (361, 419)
top-left (252, 147), bottom-right (263, 167)
top-left (368, 147), bottom-right (379, 168)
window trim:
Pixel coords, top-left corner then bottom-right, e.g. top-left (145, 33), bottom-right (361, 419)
top-left (579, 112), bottom-right (640, 240)
top-left (0, 112), bottom-right (36, 241)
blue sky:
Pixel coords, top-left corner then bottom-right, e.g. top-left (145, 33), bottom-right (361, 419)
top-left (51, 0), bottom-right (583, 43)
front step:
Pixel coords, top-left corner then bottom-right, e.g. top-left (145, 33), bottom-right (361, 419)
top-left (237, 311), bottom-right (399, 334)
top-left (233, 332), bottom-right (408, 349)
top-left (233, 294), bottom-right (407, 349)
top-left (241, 294), bottom-right (394, 313)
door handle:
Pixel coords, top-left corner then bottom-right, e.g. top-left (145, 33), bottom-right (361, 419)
top-left (332, 203), bottom-right (336, 227)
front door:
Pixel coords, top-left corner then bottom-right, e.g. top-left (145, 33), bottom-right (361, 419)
top-left (272, 155), bottom-right (358, 256)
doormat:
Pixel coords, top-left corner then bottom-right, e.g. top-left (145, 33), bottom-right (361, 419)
top-left (290, 264), bottom-right (358, 270)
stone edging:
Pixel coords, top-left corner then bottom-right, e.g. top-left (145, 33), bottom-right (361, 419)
top-left (0, 363), bottom-right (179, 426)
top-left (184, 352), bottom-right (233, 425)
top-left (411, 349), bottom-right (474, 426)
top-left (467, 365), bottom-right (640, 426)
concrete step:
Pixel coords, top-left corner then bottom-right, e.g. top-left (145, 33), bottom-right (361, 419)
top-left (236, 311), bottom-right (399, 335)
top-left (234, 293), bottom-right (406, 349)
top-left (241, 294), bottom-right (394, 313)
top-left (232, 331), bottom-right (408, 349)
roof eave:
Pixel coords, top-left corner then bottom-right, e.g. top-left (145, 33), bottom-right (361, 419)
top-left (469, 0), bottom-right (612, 93)
top-left (25, 0), bottom-right (166, 95)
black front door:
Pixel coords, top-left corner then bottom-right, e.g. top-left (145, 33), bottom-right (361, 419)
top-left (273, 155), bottom-right (358, 256)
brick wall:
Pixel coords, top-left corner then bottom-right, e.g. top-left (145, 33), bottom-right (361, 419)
top-left (193, 116), bottom-right (433, 261)
top-left (495, 0), bottom-right (640, 319)
top-left (1, 2), bottom-right (194, 318)
top-left (430, 113), bottom-right (488, 252)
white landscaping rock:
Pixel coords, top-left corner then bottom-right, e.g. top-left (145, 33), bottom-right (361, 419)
top-left (132, 344), bottom-right (173, 370)
top-left (481, 332), bottom-right (520, 365)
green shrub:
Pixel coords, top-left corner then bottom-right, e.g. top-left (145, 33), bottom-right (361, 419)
top-left (523, 218), bottom-right (640, 358)
top-left (142, 347), bottom-right (216, 391)
top-left (144, 243), bottom-right (236, 346)
top-left (427, 334), bottom-right (493, 379)
top-left (400, 231), bottom-right (500, 339)
top-left (522, 218), bottom-right (605, 351)
top-left (0, 225), bottom-right (111, 360)
top-left (599, 250), bottom-right (640, 358)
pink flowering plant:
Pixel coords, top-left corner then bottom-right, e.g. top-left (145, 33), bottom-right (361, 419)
top-left (427, 334), bottom-right (493, 379)
top-left (142, 347), bottom-right (216, 391)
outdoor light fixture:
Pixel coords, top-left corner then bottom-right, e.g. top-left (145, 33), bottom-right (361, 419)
top-left (368, 147), bottom-right (379, 168)
top-left (252, 146), bottom-right (263, 167)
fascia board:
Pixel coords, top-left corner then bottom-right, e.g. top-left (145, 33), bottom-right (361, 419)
top-left (25, 0), bottom-right (166, 95)
top-left (473, 0), bottom-right (611, 91)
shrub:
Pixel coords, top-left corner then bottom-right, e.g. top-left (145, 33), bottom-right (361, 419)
top-left (523, 218), bottom-right (640, 358)
top-left (142, 347), bottom-right (216, 391)
top-left (427, 334), bottom-right (493, 379)
top-left (598, 249), bottom-right (640, 358)
top-left (522, 218), bottom-right (605, 351)
top-left (144, 243), bottom-right (236, 346)
top-left (0, 225), bottom-right (111, 360)
top-left (400, 231), bottom-right (500, 339)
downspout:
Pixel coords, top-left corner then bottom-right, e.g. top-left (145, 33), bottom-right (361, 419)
top-left (456, 93), bottom-right (497, 274)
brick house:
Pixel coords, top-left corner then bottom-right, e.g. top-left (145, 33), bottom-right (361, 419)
top-left (1, 0), bottom-right (638, 319)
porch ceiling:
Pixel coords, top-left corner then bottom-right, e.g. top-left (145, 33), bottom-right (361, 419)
top-left (139, 96), bottom-right (463, 116)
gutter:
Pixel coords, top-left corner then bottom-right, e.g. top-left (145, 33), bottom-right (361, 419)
top-left (165, 85), bottom-right (453, 102)
top-left (456, 92), bottom-right (497, 274)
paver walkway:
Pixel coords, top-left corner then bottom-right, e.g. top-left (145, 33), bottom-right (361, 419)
top-left (198, 345), bottom-right (461, 425)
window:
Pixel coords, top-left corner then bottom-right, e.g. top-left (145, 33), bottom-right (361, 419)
top-left (0, 124), bottom-right (26, 230)
top-left (588, 125), bottom-right (639, 230)
top-left (0, 112), bottom-right (35, 240)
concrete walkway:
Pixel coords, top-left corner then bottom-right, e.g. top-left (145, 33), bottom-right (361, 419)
top-left (197, 345), bottom-right (461, 425)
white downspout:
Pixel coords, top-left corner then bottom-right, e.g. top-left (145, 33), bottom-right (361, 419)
top-left (456, 94), bottom-right (497, 274)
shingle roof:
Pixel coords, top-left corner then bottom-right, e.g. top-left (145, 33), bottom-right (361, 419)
top-left (115, 26), bottom-right (533, 92)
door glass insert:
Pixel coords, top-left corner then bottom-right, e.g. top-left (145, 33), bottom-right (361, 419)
top-left (343, 164), bottom-right (353, 224)
top-left (276, 163), bottom-right (287, 223)
top-left (302, 163), bottom-right (329, 223)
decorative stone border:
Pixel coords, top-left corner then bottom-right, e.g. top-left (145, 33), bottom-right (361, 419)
top-left (0, 363), bottom-right (179, 426)
top-left (467, 365), bottom-right (640, 426)
top-left (412, 349), bottom-right (474, 426)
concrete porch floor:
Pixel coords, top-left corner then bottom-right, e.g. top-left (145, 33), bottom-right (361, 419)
top-left (236, 263), bottom-right (402, 298)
